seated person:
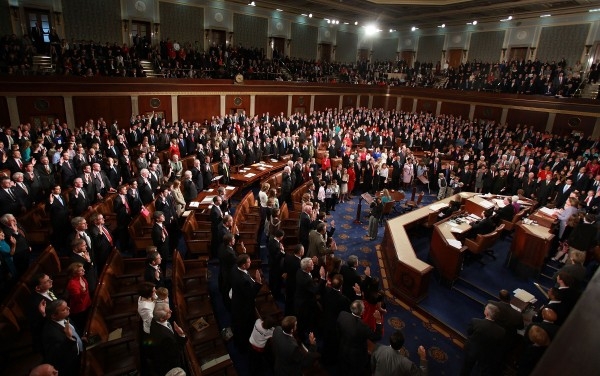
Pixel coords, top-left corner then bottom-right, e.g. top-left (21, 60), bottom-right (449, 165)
top-left (468, 208), bottom-right (496, 238)
top-left (439, 199), bottom-right (461, 220)
top-left (496, 196), bottom-right (516, 222)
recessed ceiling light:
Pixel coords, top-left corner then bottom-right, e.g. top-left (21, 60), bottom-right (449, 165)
top-left (500, 16), bottom-right (513, 22)
top-left (276, 8), bottom-right (282, 12)
top-left (308, 13), bottom-right (312, 18)
top-left (344, 22), bottom-right (349, 25)
top-left (589, 8), bottom-right (600, 12)
top-left (411, 26), bottom-right (418, 31)
top-left (354, 21), bottom-right (358, 25)
top-left (540, 14), bottom-right (551, 17)
top-left (473, 20), bottom-right (478, 25)
top-left (438, 24), bottom-right (445, 28)
top-left (248, 1), bottom-right (255, 6)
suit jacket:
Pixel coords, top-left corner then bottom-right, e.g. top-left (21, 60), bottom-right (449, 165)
top-left (554, 184), bottom-right (573, 208)
top-left (69, 188), bottom-right (91, 217)
top-left (340, 264), bottom-right (362, 301)
top-left (488, 300), bottom-right (524, 337)
top-left (230, 267), bottom-right (262, 339)
top-left (0, 188), bottom-right (22, 216)
top-left (183, 179), bottom-right (198, 203)
top-left (218, 162), bottom-right (231, 184)
top-left (113, 194), bottom-right (133, 229)
top-left (148, 320), bottom-right (187, 376)
top-left (42, 319), bottom-right (81, 376)
top-left (144, 264), bottom-right (164, 287)
top-left (29, 292), bottom-right (56, 354)
top-left (151, 223), bottom-right (170, 257)
top-left (497, 204), bottom-right (515, 222)
top-left (470, 217), bottom-right (496, 237)
top-left (337, 310), bottom-right (383, 373)
top-left (307, 230), bottom-right (327, 259)
top-left (272, 326), bottom-right (319, 376)
top-left (464, 318), bottom-right (505, 370)
top-left (46, 195), bottom-right (70, 231)
top-left (137, 177), bottom-right (154, 204)
top-left (294, 270), bottom-right (323, 316)
top-left (89, 225), bottom-right (112, 269)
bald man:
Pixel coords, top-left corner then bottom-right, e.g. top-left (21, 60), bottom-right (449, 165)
top-left (30, 363), bottom-right (58, 376)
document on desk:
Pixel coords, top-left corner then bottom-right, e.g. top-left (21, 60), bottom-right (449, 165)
top-left (468, 213), bottom-right (482, 221)
top-left (244, 173), bottom-right (256, 178)
top-left (225, 186), bottom-right (236, 190)
top-left (446, 239), bottom-right (463, 249)
top-left (189, 201), bottom-right (200, 208)
top-left (513, 288), bottom-right (536, 303)
top-left (493, 199), bottom-right (506, 207)
top-left (271, 159), bottom-right (279, 162)
top-left (201, 196), bottom-right (215, 204)
top-left (478, 200), bottom-right (494, 209)
top-left (538, 207), bottom-right (556, 216)
top-left (429, 203), bottom-right (449, 211)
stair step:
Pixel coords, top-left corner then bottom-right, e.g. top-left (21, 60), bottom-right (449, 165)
top-left (452, 285), bottom-right (487, 306)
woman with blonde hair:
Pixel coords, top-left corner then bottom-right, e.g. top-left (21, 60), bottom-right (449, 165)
top-left (171, 180), bottom-right (186, 216)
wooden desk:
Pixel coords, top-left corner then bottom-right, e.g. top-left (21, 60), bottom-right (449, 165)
top-left (430, 215), bottom-right (472, 284)
top-left (381, 192), bottom-right (475, 303)
top-left (509, 220), bottom-right (554, 274)
top-left (229, 160), bottom-right (287, 188)
top-left (187, 185), bottom-right (238, 210)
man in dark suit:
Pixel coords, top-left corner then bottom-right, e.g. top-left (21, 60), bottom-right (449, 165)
top-left (320, 274), bottom-right (353, 364)
top-left (182, 170), bottom-right (198, 203)
top-left (460, 303), bottom-right (505, 376)
top-left (496, 197), bottom-right (516, 222)
top-left (59, 152), bottom-right (77, 188)
top-left (210, 195), bottom-right (224, 258)
top-left (151, 211), bottom-right (170, 264)
top-left (573, 167), bottom-right (590, 193)
top-left (69, 177), bottom-right (91, 217)
top-left (190, 159), bottom-right (204, 192)
top-left (144, 250), bottom-right (164, 287)
top-left (554, 178), bottom-right (573, 208)
top-left (488, 289), bottom-right (524, 355)
top-left (148, 303), bottom-right (187, 376)
top-left (268, 229), bottom-right (286, 300)
top-left (230, 254), bottom-right (263, 352)
top-left (137, 169), bottom-right (155, 205)
top-left (337, 300), bottom-right (383, 375)
top-left (42, 300), bottom-right (83, 376)
top-left (294, 257), bottom-right (326, 341)
top-left (47, 185), bottom-right (70, 254)
top-left (28, 273), bottom-right (59, 354)
top-left (218, 233), bottom-right (237, 311)
top-left (340, 255), bottom-right (362, 301)
top-left (0, 175), bottom-right (23, 216)
top-left (272, 316), bottom-right (320, 376)
top-left (23, 162), bottom-right (43, 203)
top-left (282, 244), bottom-right (303, 316)
top-left (88, 212), bottom-right (113, 270)
top-left (298, 203), bottom-right (313, 252)
top-left (218, 156), bottom-right (231, 185)
top-left (468, 208), bottom-right (496, 238)
top-left (113, 185), bottom-right (133, 248)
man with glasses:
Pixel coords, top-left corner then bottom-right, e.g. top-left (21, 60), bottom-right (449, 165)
top-left (29, 273), bottom-right (59, 354)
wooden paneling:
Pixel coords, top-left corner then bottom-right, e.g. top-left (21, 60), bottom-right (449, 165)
top-left (0, 97), bottom-right (8, 126)
top-left (16, 96), bottom-right (65, 127)
top-left (255, 95), bottom-right (287, 117)
top-left (225, 95), bottom-right (251, 114)
top-left (400, 97), bottom-right (414, 112)
top-left (473, 105), bottom-right (502, 123)
top-left (553, 113), bottom-right (596, 137)
top-left (73, 96), bottom-right (130, 130)
top-left (313, 95), bottom-right (339, 112)
top-left (342, 94), bottom-right (357, 109)
top-left (290, 95), bottom-right (308, 114)
top-left (416, 98), bottom-right (436, 114)
top-left (372, 95), bottom-right (395, 111)
top-left (177, 96), bottom-right (220, 124)
top-left (506, 108), bottom-right (549, 132)
top-left (440, 101), bottom-right (470, 119)
top-left (138, 95), bottom-right (173, 122)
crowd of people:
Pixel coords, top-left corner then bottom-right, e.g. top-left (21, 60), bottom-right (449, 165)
top-left (2, 31), bottom-right (598, 97)
top-left (0, 101), bottom-right (597, 375)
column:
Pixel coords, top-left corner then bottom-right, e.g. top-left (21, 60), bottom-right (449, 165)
top-left (220, 95), bottom-right (226, 117)
top-left (411, 98), bottom-right (417, 113)
top-left (250, 95), bottom-right (256, 116)
top-left (436, 101), bottom-right (442, 116)
top-left (356, 95), bottom-right (361, 108)
top-left (64, 96), bottom-right (75, 129)
top-left (338, 95), bottom-right (343, 110)
top-left (592, 118), bottom-right (600, 139)
top-left (396, 97), bottom-right (401, 112)
top-left (368, 95), bottom-right (373, 108)
top-left (500, 108), bottom-right (509, 126)
top-left (131, 95), bottom-right (139, 116)
top-left (6, 97), bottom-right (19, 129)
top-left (171, 95), bottom-right (178, 124)
top-left (546, 113), bottom-right (556, 133)
top-left (310, 96), bottom-right (315, 113)
top-left (287, 95), bottom-right (293, 117)
top-left (468, 104), bottom-right (476, 122)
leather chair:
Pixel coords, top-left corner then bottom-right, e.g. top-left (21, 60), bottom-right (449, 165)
top-left (464, 231), bottom-right (497, 265)
top-left (501, 209), bottom-right (527, 232)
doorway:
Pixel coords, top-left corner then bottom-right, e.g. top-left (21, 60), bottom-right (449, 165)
top-left (208, 30), bottom-right (227, 49)
top-left (272, 37), bottom-right (285, 59)
top-left (510, 47), bottom-right (528, 61)
top-left (319, 43), bottom-right (332, 63)
top-left (131, 21), bottom-right (151, 44)
top-left (401, 50), bottom-right (414, 67)
top-left (447, 49), bottom-right (463, 68)
top-left (358, 48), bottom-right (370, 62)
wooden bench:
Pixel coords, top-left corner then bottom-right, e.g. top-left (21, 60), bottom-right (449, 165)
top-left (128, 214), bottom-right (154, 253)
top-left (182, 214), bottom-right (212, 259)
top-left (18, 203), bottom-right (52, 245)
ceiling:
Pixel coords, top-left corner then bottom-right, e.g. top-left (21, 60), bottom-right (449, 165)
top-left (239, 0), bottom-right (600, 31)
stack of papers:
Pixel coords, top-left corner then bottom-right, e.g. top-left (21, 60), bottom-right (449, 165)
top-left (538, 207), bottom-right (555, 216)
top-left (201, 196), bottom-right (215, 204)
top-left (446, 239), bottom-right (462, 249)
top-left (468, 213), bottom-right (482, 221)
top-left (189, 201), bottom-right (200, 208)
top-left (429, 203), bottom-right (449, 211)
top-left (271, 159), bottom-right (279, 162)
top-left (493, 199), bottom-right (506, 207)
top-left (479, 200), bottom-right (494, 209)
top-left (513, 288), bottom-right (536, 302)
top-left (244, 173), bottom-right (256, 178)
top-left (225, 186), bottom-right (236, 190)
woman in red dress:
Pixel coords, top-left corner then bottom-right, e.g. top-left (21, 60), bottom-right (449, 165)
top-left (66, 262), bottom-right (92, 334)
top-left (361, 273), bottom-right (386, 333)
top-left (347, 164), bottom-right (356, 198)
top-left (168, 138), bottom-right (180, 158)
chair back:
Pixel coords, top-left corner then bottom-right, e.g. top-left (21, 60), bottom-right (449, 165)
top-left (415, 192), bottom-right (425, 205)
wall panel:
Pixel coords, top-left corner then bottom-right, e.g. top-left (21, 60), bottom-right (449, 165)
top-left (536, 24), bottom-right (589, 67)
top-left (553, 113), bottom-right (596, 137)
top-left (400, 97), bottom-right (414, 112)
top-left (291, 95), bottom-right (308, 114)
top-left (159, 2), bottom-right (204, 47)
top-left (469, 31), bottom-right (505, 63)
top-left (372, 38), bottom-right (398, 62)
top-left (417, 35), bottom-right (444, 64)
top-left (372, 95), bottom-right (395, 111)
top-left (473, 105), bottom-right (502, 123)
top-left (506, 108), bottom-right (548, 132)
top-left (336, 31), bottom-right (358, 63)
top-left (416, 98), bottom-right (436, 114)
top-left (313, 95), bottom-right (338, 112)
top-left (62, 0), bottom-right (121, 43)
top-left (178, 96), bottom-right (220, 123)
top-left (341, 95), bottom-right (357, 109)
top-left (72, 96), bottom-right (130, 130)
top-left (291, 23), bottom-right (318, 60)
top-left (440, 102), bottom-right (470, 119)
top-left (233, 13), bottom-right (268, 51)
top-left (0, 97), bottom-right (8, 126)
top-left (255, 95), bottom-right (287, 116)
top-left (16, 96), bottom-right (65, 126)
top-left (138, 95), bottom-right (173, 121)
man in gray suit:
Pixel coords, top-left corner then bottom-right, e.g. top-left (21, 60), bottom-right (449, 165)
top-left (371, 330), bottom-right (428, 376)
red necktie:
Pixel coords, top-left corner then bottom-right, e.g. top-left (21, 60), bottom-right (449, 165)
top-left (162, 225), bottom-right (168, 239)
top-left (122, 196), bottom-right (130, 214)
top-left (102, 226), bottom-right (113, 246)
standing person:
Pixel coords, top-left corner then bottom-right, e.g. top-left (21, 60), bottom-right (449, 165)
top-left (148, 303), bottom-right (188, 376)
top-left (64, 262), bottom-right (91, 334)
top-left (271, 316), bottom-right (320, 376)
top-left (47, 185), bottom-right (70, 254)
top-left (248, 315), bottom-right (278, 375)
top-left (460, 304), bottom-right (506, 376)
top-left (151, 211), bottom-right (170, 265)
top-left (367, 196), bottom-right (384, 240)
top-left (42, 300), bottom-right (84, 376)
top-left (0, 230), bottom-right (17, 281)
top-left (268, 229), bottom-right (286, 300)
top-left (337, 300), bottom-right (383, 376)
top-left (218, 233), bottom-right (238, 311)
top-left (371, 330), bottom-right (428, 376)
top-left (231, 254), bottom-right (263, 352)
top-left (403, 158), bottom-right (415, 189)
top-left (282, 244), bottom-right (303, 316)
top-left (294, 257), bottom-right (326, 341)
top-left (340, 168), bottom-right (349, 203)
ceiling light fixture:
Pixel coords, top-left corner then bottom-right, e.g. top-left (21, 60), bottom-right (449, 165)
top-left (500, 16), bottom-right (513, 22)
top-left (540, 14), bottom-right (551, 17)
top-left (589, 8), bottom-right (600, 12)
top-left (467, 20), bottom-right (478, 25)
top-left (411, 26), bottom-right (418, 31)
top-left (276, 8), bottom-right (282, 12)
top-left (308, 13), bottom-right (312, 18)
top-left (364, 24), bottom-right (380, 36)
top-left (248, 1), bottom-right (255, 6)
top-left (437, 24), bottom-right (445, 28)
top-left (354, 21), bottom-right (358, 25)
